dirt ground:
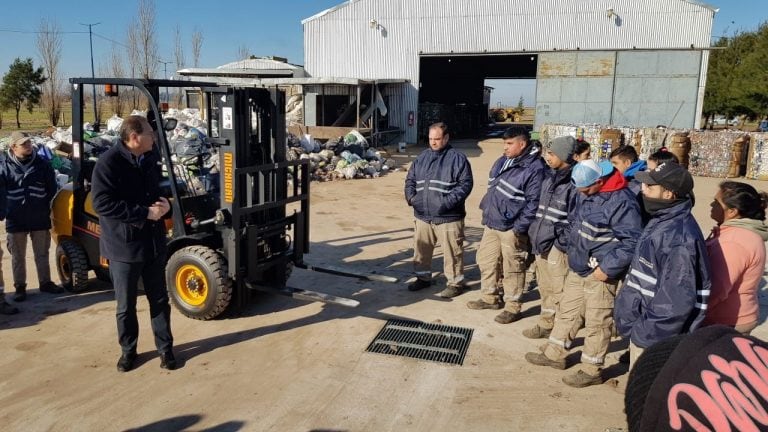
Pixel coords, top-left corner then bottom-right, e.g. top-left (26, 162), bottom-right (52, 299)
top-left (1, 137), bottom-right (767, 432)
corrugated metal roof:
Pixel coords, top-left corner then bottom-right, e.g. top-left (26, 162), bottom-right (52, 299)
top-left (217, 58), bottom-right (303, 71)
top-left (303, 0), bottom-right (718, 24)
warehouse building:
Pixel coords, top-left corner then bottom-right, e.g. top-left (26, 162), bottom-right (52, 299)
top-left (302, 0), bottom-right (716, 143)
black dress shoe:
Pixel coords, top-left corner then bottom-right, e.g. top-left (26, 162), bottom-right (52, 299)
top-left (160, 352), bottom-right (176, 370)
top-left (117, 352), bottom-right (137, 372)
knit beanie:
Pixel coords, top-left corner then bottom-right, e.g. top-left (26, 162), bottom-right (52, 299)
top-left (625, 325), bottom-right (768, 431)
top-left (546, 136), bottom-right (577, 164)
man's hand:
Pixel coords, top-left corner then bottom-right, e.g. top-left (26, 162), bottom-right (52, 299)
top-left (592, 267), bottom-right (609, 282)
top-left (147, 197), bottom-right (170, 221)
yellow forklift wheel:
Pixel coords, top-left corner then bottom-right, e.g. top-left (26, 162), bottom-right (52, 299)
top-left (175, 265), bottom-right (209, 306)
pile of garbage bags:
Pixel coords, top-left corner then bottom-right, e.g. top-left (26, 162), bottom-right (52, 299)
top-left (286, 131), bottom-right (392, 182)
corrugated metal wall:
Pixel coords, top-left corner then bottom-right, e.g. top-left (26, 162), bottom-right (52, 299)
top-left (535, 50), bottom-right (703, 130)
top-left (304, 0), bottom-right (715, 142)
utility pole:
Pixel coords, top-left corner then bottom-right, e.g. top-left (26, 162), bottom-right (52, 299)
top-left (158, 60), bottom-right (172, 104)
top-left (80, 22), bottom-right (100, 130)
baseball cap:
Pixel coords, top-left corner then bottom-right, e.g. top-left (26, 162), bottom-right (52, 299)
top-left (571, 159), bottom-right (614, 188)
top-left (635, 162), bottom-right (693, 197)
top-left (9, 131), bottom-right (32, 147)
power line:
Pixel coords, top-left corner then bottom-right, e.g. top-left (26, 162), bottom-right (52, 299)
top-left (0, 28), bottom-right (88, 34)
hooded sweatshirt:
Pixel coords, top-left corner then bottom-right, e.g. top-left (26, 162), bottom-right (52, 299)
top-left (704, 218), bottom-right (768, 327)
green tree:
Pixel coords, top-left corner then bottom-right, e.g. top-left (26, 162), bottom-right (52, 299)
top-left (0, 58), bottom-right (46, 128)
top-left (704, 22), bottom-right (768, 126)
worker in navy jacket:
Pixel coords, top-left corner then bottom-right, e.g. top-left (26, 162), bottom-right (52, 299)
top-left (0, 131), bottom-right (63, 314)
top-left (523, 136), bottom-right (580, 339)
top-left (526, 160), bottom-right (642, 389)
top-left (614, 162), bottom-right (710, 370)
top-left (92, 115), bottom-right (176, 373)
top-left (404, 122), bottom-right (473, 298)
top-left (466, 127), bottom-right (545, 324)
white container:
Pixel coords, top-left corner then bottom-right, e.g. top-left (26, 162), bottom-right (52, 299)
top-left (398, 142), bottom-right (406, 152)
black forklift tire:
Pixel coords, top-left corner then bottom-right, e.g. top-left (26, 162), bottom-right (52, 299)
top-left (56, 240), bottom-right (90, 292)
top-left (166, 246), bottom-right (233, 320)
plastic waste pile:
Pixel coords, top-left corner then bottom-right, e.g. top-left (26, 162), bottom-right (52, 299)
top-left (286, 130), bottom-right (392, 182)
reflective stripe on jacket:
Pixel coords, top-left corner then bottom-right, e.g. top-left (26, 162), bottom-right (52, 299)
top-left (614, 199), bottom-right (711, 349)
top-left (529, 166), bottom-right (575, 255)
top-left (479, 146), bottom-right (545, 233)
top-left (404, 145), bottom-right (473, 224)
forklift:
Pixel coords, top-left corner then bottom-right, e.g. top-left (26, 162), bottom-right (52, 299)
top-left (51, 78), bottom-right (377, 320)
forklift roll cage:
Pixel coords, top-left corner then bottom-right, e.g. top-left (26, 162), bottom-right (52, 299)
top-left (67, 78), bottom-right (312, 313)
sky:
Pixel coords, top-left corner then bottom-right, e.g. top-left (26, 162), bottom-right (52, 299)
top-left (0, 0), bottom-right (766, 107)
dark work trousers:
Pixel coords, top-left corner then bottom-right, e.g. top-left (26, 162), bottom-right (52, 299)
top-left (110, 256), bottom-right (173, 355)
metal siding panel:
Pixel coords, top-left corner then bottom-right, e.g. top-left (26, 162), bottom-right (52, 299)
top-left (304, 0), bottom-right (713, 138)
top-left (667, 77), bottom-right (700, 102)
top-left (614, 77), bottom-right (644, 102)
top-left (585, 77), bottom-right (615, 102)
top-left (575, 52), bottom-right (615, 77)
top-left (585, 103), bottom-right (612, 124)
top-left (641, 79), bottom-right (671, 103)
top-left (537, 78), bottom-right (563, 103)
top-left (304, 0), bottom-right (713, 78)
top-left (561, 78), bottom-right (589, 103)
top-left (539, 53), bottom-right (577, 77)
top-left (617, 52), bottom-right (660, 76)
top-left (560, 103), bottom-right (588, 123)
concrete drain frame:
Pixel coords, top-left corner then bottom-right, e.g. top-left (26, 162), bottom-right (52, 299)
top-left (365, 319), bottom-right (473, 366)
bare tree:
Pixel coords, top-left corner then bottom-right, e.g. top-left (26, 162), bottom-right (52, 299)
top-left (126, 20), bottom-right (141, 109)
top-left (191, 27), bottom-right (203, 67)
top-left (137, 0), bottom-right (158, 80)
top-left (237, 44), bottom-right (250, 61)
top-left (110, 43), bottom-right (126, 116)
top-left (173, 24), bottom-right (186, 107)
top-left (36, 17), bottom-right (63, 126)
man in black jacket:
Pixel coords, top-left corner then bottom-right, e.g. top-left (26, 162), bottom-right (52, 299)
top-left (0, 132), bottom-right (63, 310)
top-left (92, 115), bottom-right (175, 372)
top-left (404, 122), bottom-right (473, 298)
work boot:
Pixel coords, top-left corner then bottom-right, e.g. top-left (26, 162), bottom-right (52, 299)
top-left (117, 351), bottom-right (137, 372)
top-left (522, 324), bottom-right (552, 339)
top-left (160, 351), bottom-right (177, 370)
top-left (466, 299), bottom-right (502, 310)
top-left (13, 284), bottom-right (27, 302)
top-left (39, 281), bottom-right (65, 294)
top-left (562, 370), bottom-right (603, 388)
top-left (0, 294), bottom-right (19, 315)
top-left (438, 284), bottom-right (464, 299)
top-left (407, 279), bottom-right (432, 292)
top-left (524, 351), bottom-right (566, 370)
top-left (494, 310), bottom-right (521, 324)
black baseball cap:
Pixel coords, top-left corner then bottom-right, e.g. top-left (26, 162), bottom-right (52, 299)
top-left (635, 162), bottom-right (693, 197)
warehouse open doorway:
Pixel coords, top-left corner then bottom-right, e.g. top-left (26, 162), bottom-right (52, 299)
top-left (418, 54), bottom-right (537, 141)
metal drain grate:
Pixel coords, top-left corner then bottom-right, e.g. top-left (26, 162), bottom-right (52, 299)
top-left (365, 319), bottom-right (473, 365)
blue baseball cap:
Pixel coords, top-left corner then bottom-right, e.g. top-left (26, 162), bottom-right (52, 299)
top-left (571, 160), bottom-right (614, 188)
